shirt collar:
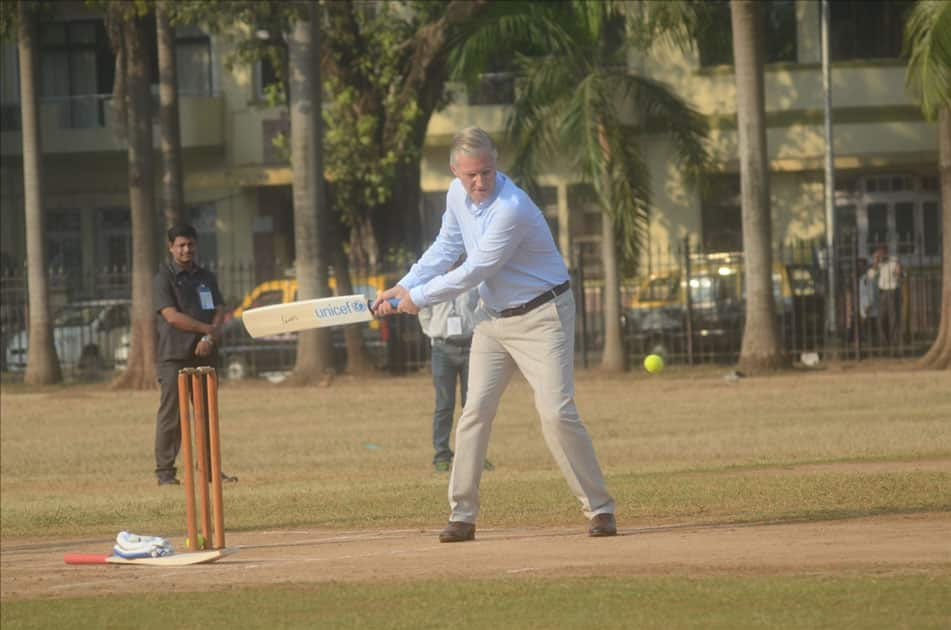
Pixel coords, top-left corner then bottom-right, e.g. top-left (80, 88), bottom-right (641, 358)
top-left (466, 172), bottom-right (505, 216)
top-left (169, 259), bottom-right (197, 275)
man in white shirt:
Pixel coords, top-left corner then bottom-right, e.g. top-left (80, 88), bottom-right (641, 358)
top-left (868, 245), bottom-right (902, 348)
top-left (417, 284), bottom-right (481, 472)
top-left (374, 127), bottom-right (616, 542)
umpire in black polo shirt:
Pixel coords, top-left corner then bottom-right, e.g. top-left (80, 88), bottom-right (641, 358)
top-left (153, 223), bottom-right (235, 486)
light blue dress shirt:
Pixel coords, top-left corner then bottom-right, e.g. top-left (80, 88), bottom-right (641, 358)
top-left (399, 172), bottom-right (569, 312)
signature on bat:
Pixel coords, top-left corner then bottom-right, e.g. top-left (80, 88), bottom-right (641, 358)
top-left (280, 314), bottom-right (299, 324)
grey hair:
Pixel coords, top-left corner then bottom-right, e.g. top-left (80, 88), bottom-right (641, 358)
top-left (450, 127), bottom-right (498, 166)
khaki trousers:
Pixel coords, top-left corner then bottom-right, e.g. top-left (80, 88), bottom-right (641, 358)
top-left (448, 290), bottom-right (615, 522)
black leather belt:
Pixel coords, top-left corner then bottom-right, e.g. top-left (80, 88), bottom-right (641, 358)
top-left (500, 280), bottom-right (570, 318)
top-left (434, 337), bottom-right (471, 347)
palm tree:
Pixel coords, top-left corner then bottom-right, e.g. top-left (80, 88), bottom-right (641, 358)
top-left (108, 5), bottom-right (159, 389)
top-left (457, 2), bottom-right (708, 371)
top-left (156, 0), bottom-right (185, 229)
top-left (17, 0), bottom-right (62, 384)
top-left (730, 0), bottom-right (786, 372)
top-left (905, 0), bottom-right (951, 370)
top-left (285, 1), bottom-right (334, 385)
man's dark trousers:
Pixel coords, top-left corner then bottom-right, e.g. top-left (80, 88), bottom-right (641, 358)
top-left (155, 358), bottom-right (214, 482)
top-left (431, 340), bottom-right (470, 465)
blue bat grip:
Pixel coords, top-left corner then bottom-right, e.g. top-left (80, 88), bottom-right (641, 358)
top-left (369, 297), bottom-right (400, 313)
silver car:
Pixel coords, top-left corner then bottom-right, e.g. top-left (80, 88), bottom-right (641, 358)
top-left (5, 299), bottom-right (131, 372)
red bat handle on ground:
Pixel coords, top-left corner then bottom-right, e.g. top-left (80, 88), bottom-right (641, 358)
top-left (64, 554), bottom-right (110, 565)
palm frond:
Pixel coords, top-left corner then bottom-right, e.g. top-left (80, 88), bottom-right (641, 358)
top-left (448, 2), bottom-right (581, 85)
top-left (608, 72), bottom-right (709, 185)
top-left (475, 0), bottom-right (708, 265)
top-left (904, 0), bottom-right (951, 119)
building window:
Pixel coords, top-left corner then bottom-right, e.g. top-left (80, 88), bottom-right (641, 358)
top-left (700, 175), bottom-right (742, 253)
top-left (40, 20), bottom-right (115, 128)
top-left (96, 208), bottom-right (131, 271)
top-left (261, 112), bottom-right (290, 164)
top-left (256, 54), bottom-right (283, 101)
top-left (188, 204), bottom-right (218, 263)
top-left (829, 0), bottom-right (914, 61)
top-left (694, 0), bottom-right (797, 67)
top-left (1, 46), bottom-right (20, 131)
top-left (46, 208), bottom-right (83, 272)
top-left (175, 25), bottom-right (213, 96)
top-left (922, 201), bottom-right (941, 257)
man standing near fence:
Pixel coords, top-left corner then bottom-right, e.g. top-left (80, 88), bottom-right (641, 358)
top-left (373, 127), bottom-right (616, 542)
top-left (869, 244), bottom-right (903, 349)
top-left (418, 280), bottom-right (483, 472)
top-left (153, 223), bottom-right (236, 486)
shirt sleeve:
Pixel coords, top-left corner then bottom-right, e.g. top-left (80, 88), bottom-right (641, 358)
top-left (410, 204), bottom-right (527, 308)
top-left (399, 199), bottom-right (465, 291)
top-left (153, 268), bottom-right (177, 314)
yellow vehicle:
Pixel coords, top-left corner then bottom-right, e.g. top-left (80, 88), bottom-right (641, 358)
top-left (221, 274), bottom-right (391, 379)
top-left (231, 275), bottom-right (388, 324)
top-left (625, 253), bottom-right (823, 359)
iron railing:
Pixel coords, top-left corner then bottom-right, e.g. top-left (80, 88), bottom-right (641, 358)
top-left (0, 240), bottom-right (943, 379)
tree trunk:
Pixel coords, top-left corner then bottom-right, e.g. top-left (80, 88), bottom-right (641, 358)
top-left (599, 209), bottom-right (625, 370)
top-left (285, 2), bottom-right (334, 386)
top-left (916, 107), bottom-right (951, 369)
top-left (18, 1), bottom-right (61, 385)
top-left (156, 0), bottom-right (184, 229)
top-left (597, 121), bottom-right (625, 371)
top-left (330, 214), bottom-right (375, 374)
top-left (112, 14), bottom-right (158, 390)
top-left (731, 0), bottom-right (787, 373)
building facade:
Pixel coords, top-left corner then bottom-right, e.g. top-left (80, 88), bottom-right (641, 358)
top-left (0, 0), bottom-right (942, 311)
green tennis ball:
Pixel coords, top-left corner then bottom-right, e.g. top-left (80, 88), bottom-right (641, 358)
top-left (643, 354), bottom-right (664, 374)
top-left (185, 534), bottom-right (206, 550)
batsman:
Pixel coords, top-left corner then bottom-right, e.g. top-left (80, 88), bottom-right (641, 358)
top-left (373, 127), bottom-right (616, 542)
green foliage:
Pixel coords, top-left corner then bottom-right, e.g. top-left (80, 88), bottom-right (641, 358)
top-left (85, 0), bottom-right (150, 21)
top-left (165, 0), bottom-right (302, 96)
top-left (624, 0), bottom-right (700, 53)
top-left (321, 2), bottom-right (443, 225)
top-left (0, 1), bottom-right (59, 42)
top-left (904, 0), bottom-right (951, 119)
top-left (457, 2), bottom-right (708, 267)
top-left (0, 2), bottom-right (16, 41)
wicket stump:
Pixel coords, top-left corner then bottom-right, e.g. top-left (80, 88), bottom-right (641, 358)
top-left (177, 367), bottom-right (225, 550)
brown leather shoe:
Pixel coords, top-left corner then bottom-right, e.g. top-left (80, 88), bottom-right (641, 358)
top-left (438, 521), bottom-right (475, 543)
top-left (588, 513), bottom-right (617, 537)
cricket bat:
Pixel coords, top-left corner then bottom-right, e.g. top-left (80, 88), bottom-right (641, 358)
top-left (241, 294), bottom-right (397, 338)
top-left (64, 548), bottom-right (236, 566)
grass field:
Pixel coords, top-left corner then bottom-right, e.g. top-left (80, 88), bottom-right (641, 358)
top-left (2, 363), bottom-right (950, 628)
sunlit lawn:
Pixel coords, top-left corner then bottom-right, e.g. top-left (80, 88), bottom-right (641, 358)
top-left (2, 364), bottom-right (950, 628)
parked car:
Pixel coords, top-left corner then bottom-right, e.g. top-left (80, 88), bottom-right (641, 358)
top-left (624, 253), bottom-right (824, 359)
top-left (5, 299), bottom-right (131, 372)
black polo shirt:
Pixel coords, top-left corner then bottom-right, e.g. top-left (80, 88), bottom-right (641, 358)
top-left (154, 260), bottom-right (224, 363)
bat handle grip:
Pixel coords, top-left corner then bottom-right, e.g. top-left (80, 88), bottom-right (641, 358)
top-left (369, 297), bottom-right (400, 312)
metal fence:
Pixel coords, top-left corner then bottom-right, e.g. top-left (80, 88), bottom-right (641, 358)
top-left (573, 236), bottom-right (942, 367)
top-left (1, 240), bottom-right (943, 380)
